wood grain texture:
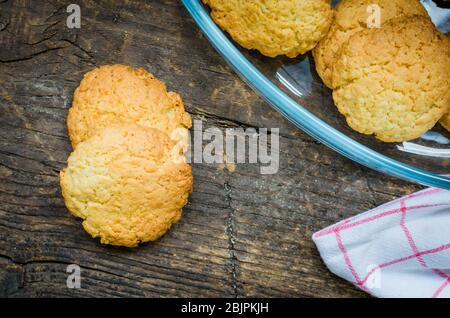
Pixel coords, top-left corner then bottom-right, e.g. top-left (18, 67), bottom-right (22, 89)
top-left (0, 0), bottom-right (422, 297)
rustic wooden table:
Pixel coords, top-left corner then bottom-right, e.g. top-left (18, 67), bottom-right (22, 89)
top-left (0, 0), bottom-right (422, 297)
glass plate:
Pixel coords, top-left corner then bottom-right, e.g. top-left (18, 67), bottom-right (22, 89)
top-left (182, 0), bottom-right (450, 190)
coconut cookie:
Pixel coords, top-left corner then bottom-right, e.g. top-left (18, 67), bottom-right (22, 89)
top-left (60, 124), bottom-right (193, 247)
top-left (313, 0), bottom-right (429, 88)
top-left (68, 64), bottom-right (191, 149)
top-left (332, 17), bottom-right (450, 142)
top-left (203, 0), bottom-right (333, 58)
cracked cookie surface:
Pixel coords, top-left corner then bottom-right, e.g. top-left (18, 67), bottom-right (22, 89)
top-left (313, 0), bottom-right (429, 88)
top-left (68, 64), bottom-right (191, 149)
top-left (60, 124), bottom-right (193, 247)
top-left (204, 0), bottom-right (333, 58)
top-left (332, 17), bottom-right (450, 142)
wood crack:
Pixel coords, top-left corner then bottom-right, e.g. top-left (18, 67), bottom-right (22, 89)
top-left (0, 46), bottom-right (66, 64)
top-left (224, 181), bottom-right (239, 297)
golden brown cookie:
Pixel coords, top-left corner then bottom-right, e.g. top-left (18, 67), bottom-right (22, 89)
top-left (313, 0), bottom-right (429, 88)
top-left (60, 124), bottom-right (193, 247)
top-left (440, 34), bottom-right (450, 133)
top-left (203, 0), bottom-right (333, 58)
top-left (68, 64), bottom-right (191, 149)
top-left (441, 112), bottom-right (450, 132)
top-left (332, 16), bottom-right (450, 142)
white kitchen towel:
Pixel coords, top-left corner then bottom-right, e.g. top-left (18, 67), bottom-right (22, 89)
top-left (312, 187), bottom-right (450, 298)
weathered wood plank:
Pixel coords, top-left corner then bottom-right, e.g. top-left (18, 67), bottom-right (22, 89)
top-left (0, 0), bottom-right (422, 297)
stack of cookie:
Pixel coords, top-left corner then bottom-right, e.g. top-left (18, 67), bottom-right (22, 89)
top-left (60, 65), bottom-right (193, 247)
top-left (204, 0), bottom-right (450, 142)
top-left (314, 0), bottom-right (450, 142)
